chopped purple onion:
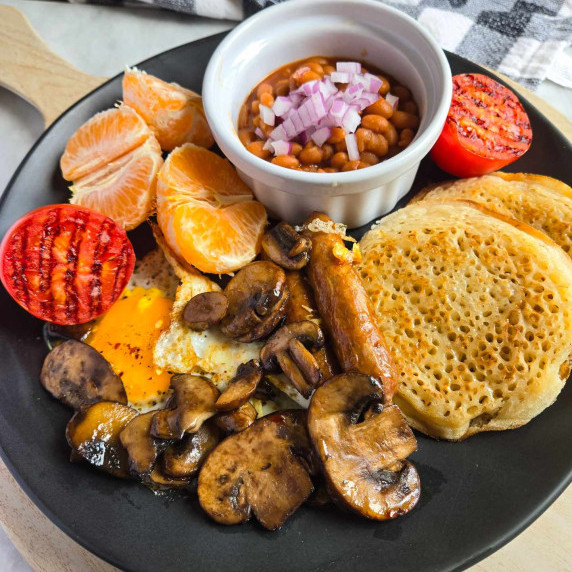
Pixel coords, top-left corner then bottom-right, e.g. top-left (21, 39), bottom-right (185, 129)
top-left (312, 127), bottom-right (332, 147)
top-left (259, 104), bottom-right (275, 126)
top-left (255, 127), bottom-right (266, 139)
top-left (345, 133), bottom-right (360, 161)
top-left (336, 62), bottom-right (362, 74)
top-left (341, 107), bottom-right (361, 133)
top-left (282, 117), bottom-right (297, 139)
top-left (330, 72), bottom-right (350, 84)
top-left (298, 104), bottom-right (313, 129)
top-left (269, 124), bottom-right (287, 141)
top-left (272, 96), bottom-right (294, 117)
top-left (386, 93), bottom-right (400, 110)
top-left (271, 140), bottom-right (292, 156)
top-left (363, 73), bottom-right (383, 93)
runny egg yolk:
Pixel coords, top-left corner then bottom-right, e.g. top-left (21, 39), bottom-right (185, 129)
top-left (85, 286), bottom-right (173, 407)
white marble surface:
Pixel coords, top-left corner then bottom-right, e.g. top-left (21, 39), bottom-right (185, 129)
top-left (0, 1), bottom-right (569, 571)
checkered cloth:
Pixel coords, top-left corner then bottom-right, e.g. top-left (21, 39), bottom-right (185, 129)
top-left (69, 0), bottom-right (572, 89)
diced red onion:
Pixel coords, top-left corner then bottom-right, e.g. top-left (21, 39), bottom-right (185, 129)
top-left (362, 92), bottom-right (382, 105)
top-left (271, 140), bottom-right (292, 156)
top-left (299, 128), bottom-right (316, 145)
top-left (259, 104), bottom-right (275, 126)
top-left (282, 117), bottom-right (297, 139)
top-left (318, 115), bottom-right (337, 128)
top-left (312, 127), bottom-right (332, 147)
top-left (386, 93), bottom-right (400, 110)
top-left (269, 124), bottom-right (287, 141)
top-left (341, 107), bottom-right (361, 133)
top-left (336, 62), bottom-right (361, 74)
top-left (309, 93), bottom-right (328, 119)
top-left (330, 72), bottom-right (350, 84)
top-left (343, 83), bottom-right (364, 103)
top-left (272, 96), bottom-right (293, 117)
top-left (255, 127), bottom-right (266, 139)
top-left (298, 104), bottom-right (313, 129)
top-left (263, 139), bottom-right (274, 151)
top-left (329, 99), bottom-right (348, 119)
top-left (345, 133), bottom-right (359, 161)
top-left (290, 111), bottom-right (304, 134)
top-left (363, 73), bottom-right (383, 93)
top-left (301, 80), bottom-right (320, 96)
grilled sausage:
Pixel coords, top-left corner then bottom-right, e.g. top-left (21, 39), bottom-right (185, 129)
top-left (284, 270), bottom-right (337, 383)
top-left (303, 213), bottom-right (398, 401)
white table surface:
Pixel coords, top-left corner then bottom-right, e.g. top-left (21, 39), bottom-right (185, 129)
top-left (0, 1), bottom-right (570, 571)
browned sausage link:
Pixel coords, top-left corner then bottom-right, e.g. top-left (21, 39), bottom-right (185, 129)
top-left (285, 271), bottom-right (338, 383)
top-left (303, 213), bottom-right (398, 401)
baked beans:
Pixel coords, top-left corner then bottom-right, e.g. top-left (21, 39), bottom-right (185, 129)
top-left (239, 56), bottom-right (420, 173)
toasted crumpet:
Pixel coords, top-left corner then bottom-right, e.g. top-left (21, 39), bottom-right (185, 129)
top-left (122, 67), bottom-right (214, 152)
top-left (61, 105), bottom-right (152, 182)
top-left (70, 137), bottom-right (162, 231)
top-left (156, 144), bottom-right (267, 274)
top-left (415, 172), bottom-right (572, 256)
top-left (359, 200), bottom-right (572, 440)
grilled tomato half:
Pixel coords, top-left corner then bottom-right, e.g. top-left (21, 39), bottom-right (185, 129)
top-left (0, 204), bottom-right (135, 325)
top-left (430, 73), bottom-right (532, 177)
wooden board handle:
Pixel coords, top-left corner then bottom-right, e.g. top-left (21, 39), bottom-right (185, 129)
top-left (0, 6), bottom-right (107, 127)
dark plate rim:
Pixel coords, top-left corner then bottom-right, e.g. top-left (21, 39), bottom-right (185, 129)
top-left (0, 32), bottom-right (570, 572)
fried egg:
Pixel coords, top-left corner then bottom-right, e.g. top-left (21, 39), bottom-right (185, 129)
top-left (83, 248), bottom-right (179, 411)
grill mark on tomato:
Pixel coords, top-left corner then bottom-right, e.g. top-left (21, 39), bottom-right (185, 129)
top-left (111, 241), bottom-right (131, 302)
top-left (89, 218), bottom-right (114, 314)
top-left (64, 211), bottom-right (89, 322)
top-left (12, 221), bottom-right (32, 308)
top-left (38, 208), bottom-right (61, 321)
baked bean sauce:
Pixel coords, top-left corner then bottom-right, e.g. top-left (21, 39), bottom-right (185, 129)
top-left (238, 56), bottom-right (420, 173)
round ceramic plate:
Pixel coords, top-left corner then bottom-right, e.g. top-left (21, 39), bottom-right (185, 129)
top-left (0, 32), bottom-right (570, 572)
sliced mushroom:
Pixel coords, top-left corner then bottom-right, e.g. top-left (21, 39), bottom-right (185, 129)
top-left (119, 412), bottom-right (168, 478)
top-left (261, 222), bottom-right (311, 270)
top-left (148, 466), bottom-right (191, 489)
top-left (307, 373), bottom-right (420, 521)
top-left (151, 375), bottom-right (219, 440)
top-left (66, 401), bottom-right (138, 478)
top-left (215, 360), bottom-right (263, 412)
top-left (198, 410), bottom-right (314, 530)
top-left (40, 340), bottom-right (127, 410)
top-left (213, 402), bottom-right (257, 434)
top-left (220, 261), bottom-right (289, 342)
top-left (260, 321), bottom-right (325, 398)
top-left (183, 291), bottom-right (228, 331)
top-left (160, 423), bottom-right (220, 479)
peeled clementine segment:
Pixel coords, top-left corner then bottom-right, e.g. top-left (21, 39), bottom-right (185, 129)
top-left (122, 67), bottom-right (214, 152)
top-left (156, 144), bottom-right (267, 274)
top-left (70, 137), bottom-right (163, 230)
top-left (60, 105), bottom-right (152, 181)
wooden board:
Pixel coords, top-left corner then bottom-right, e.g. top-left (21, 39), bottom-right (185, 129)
top-left (0, 6), bottom-right (569, 572)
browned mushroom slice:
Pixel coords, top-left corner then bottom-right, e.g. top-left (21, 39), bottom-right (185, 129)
top-left (119, 412), bottom-right (168, 477)
top-left (198, 410), bottom-right (314, 530)
top-left (148, 466), bottom-right (191, 489)
top-left (161, 423), bottom-right (220, 479)
top-left (261, 222), bottom-right (311, 270)
top-left (215, 360), bottom-right (263, 412)
top-left (260, 321), bottom-right (325, 398)
top-left (220, 261), bottom-right (289, 342)
top-left (66, 401), bottom-right (138, 478)
top-left (308, 373), bottom-right (420, 521)
top-left (213, 402), bottom-right (257, 434)
top-left (151, 375), bottom-right (219, 440)
top-left (183, 291), bottom-right (228, 331)
top-left (40, 340), bottom-right (127, 410)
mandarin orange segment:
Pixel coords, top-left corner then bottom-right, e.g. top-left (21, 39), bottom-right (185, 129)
top-left (156, 144), bottom-right (267, 274)
top-left (122, 67), bottom-right (214, 152)
top-left (60, 105), bottom-right (152, 181)
top-left (70, 137), bottom-right (163, 230)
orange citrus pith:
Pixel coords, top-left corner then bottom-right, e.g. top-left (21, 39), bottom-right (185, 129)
top-left (60, 105), bottom-right (162, 231)
top-left (122, 67), bottom-right (214, 152)
top-left (157, 144), bottom-right (267, 274)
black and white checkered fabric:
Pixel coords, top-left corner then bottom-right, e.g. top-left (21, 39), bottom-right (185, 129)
top-left (68, 0), bottom-right (572, 89)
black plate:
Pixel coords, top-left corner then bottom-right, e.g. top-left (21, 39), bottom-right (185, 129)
top-left (0, 32), bottom-right (570, 572)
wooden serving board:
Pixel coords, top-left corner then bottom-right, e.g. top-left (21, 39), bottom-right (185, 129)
top-left (0, 6), bottom-right (569, 572)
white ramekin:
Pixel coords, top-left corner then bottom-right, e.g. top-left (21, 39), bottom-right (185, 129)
top-left (203, 0), bottom-right (452, 228)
